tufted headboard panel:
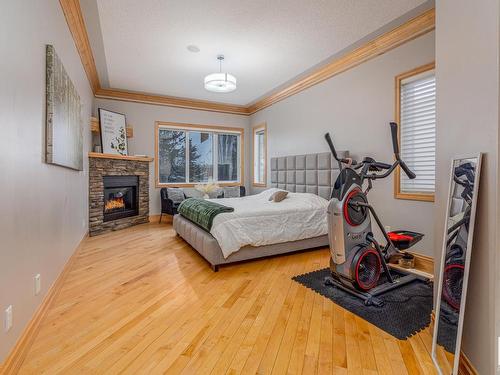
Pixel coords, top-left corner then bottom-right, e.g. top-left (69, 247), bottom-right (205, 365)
top-left (270, 151), bottom-right (349, 200)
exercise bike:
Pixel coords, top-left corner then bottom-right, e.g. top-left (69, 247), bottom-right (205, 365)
top-left (441, 161), bottom-right (476, 313)
top-left (324, 122), bottom-right (426, 307)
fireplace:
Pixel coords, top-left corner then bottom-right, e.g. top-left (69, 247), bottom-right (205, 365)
top-left (103, 175), bottom-right (139, 222)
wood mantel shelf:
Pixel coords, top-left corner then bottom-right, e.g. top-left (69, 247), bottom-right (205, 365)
top-left (88, 152), bottom-right (153, 162)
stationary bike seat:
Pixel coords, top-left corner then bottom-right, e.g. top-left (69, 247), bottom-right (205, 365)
top-left (387, 230), bottom-right (424, 250)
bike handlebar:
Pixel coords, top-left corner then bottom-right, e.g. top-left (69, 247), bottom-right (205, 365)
top-left (390, 122), bottom-right (399, 155)
top-left (325, 133), bottom-right (351, 165)
top-left (390, 122), bottom-right (416, 180)
top-left (324, 123), bottom-right (416, 180)
top-left (372, 161), bottom-right (392, 170)
top-left (400, 160), bottom-right (416, 179)
top-left (324, 133), bottom-right (338, 160)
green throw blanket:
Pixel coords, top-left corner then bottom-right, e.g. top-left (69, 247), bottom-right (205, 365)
top-left (178, 198), bottom-right (234, 232)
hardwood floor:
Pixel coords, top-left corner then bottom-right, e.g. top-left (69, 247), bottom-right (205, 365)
top-left (13, 221), bottom-right (445, 374)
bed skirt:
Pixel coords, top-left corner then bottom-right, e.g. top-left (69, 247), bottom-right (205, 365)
top-left (173, 214), bottom-right (329, 271)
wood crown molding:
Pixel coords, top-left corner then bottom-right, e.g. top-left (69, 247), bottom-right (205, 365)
top-left (95, 88), bottom-right (250, 116)
top-left (247, 8), bottom-right (435, 114)
top-left (1, 233), bottom-right (88, 374)
top-left (62, 1), bottom-right (434, 116)
top-left (59, 0), bottom-right (247, 115)
top-left (59, 0), bottom-right (100, 93)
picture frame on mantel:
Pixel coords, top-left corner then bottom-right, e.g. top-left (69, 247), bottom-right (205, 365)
top-left (98, 108), bottom-right (128, 156)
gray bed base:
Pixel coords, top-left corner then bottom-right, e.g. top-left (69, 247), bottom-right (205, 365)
top-left (173, 214), bottom-right (328, 271)
top-left (173, 150), bottom-right (347, 271)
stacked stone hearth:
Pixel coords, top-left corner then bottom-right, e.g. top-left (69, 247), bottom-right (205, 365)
top-left (89, 156), bottom-right (150, 236)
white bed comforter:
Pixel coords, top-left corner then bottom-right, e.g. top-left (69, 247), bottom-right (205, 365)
top-left (209, 188), bottom-right (329, 258)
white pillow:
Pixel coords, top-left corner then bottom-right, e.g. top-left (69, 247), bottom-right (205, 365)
top-left (223, 186), bottom-right (240, 198)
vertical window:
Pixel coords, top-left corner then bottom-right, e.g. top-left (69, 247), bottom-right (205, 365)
top-left (155, 122), bottom-right (243, 186)
top-left (395, 63), bottom-right (436, 201)
top-left (253, 123), bottom-right (267, 186)
top-left (188, 131), bottom-right (213, 183)
top-left (218, 134), bottom-right (239, 182)
top-left (158, 129), bottom-right (186, 183)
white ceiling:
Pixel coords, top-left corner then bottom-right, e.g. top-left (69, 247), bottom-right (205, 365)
top-left (93, 0), bottom-right (428, 105)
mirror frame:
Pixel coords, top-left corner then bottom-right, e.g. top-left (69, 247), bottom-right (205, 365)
top-left (432, 153), bottom-right (482, 375)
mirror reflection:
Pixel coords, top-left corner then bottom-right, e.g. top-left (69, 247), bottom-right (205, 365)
top-left (433, 157), bottom-right (480, 374)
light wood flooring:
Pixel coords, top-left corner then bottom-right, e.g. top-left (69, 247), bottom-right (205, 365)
top-left (13, 221), bottom-right (448, 374)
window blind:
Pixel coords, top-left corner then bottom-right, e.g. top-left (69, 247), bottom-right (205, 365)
top-left (400, 72), bottom-right (436, 194)
top-left (254, 129), bottom-right (265, 183)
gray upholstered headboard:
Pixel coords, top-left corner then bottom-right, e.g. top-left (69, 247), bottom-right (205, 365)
top-left (270, 151), bottom-right (349, 200)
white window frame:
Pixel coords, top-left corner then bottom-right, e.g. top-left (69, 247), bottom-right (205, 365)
top-left (252, 123), bottom-right (267, 187)
top-left (155, 121), bottom-right (244, 187)
top-left (395, 62), bottom-right (435, 202)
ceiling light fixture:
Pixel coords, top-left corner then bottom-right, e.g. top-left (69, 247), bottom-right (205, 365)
top-left (204, 55), bottom-right (236, 93)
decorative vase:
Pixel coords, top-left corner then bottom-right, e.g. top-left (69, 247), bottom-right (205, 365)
top-left (203, 194), bottom-right (209, 199)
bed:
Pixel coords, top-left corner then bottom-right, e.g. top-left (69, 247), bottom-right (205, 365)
top-left (173, 150), bottom-right (348, 271)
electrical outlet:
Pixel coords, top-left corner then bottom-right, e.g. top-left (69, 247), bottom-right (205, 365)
top-left (385, 225), bottom-right (391, 233)
top-left (34, 274), bottom-right (41, 295)
top-left (4, 305), bottom-right (12, 332)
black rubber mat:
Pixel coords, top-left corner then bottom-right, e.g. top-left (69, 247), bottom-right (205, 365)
top-left (292, 268), bottom-right (433, 340)
top-left (436, 307), bottom-right (458, 353)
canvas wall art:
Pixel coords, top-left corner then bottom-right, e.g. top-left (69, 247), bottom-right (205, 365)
top-left (46, 44), bottom-right (83, 170)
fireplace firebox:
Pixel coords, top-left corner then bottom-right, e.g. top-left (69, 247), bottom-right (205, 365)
top-left (103, 176), bottom-right (139, 222)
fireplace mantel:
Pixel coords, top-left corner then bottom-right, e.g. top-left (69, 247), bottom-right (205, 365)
top-left (88, 152), bottom-right (153, 162)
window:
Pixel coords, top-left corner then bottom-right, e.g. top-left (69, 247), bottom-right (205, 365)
top-left (395, 62), bottom-right (435, 202)
top-left (155, 122), bottom-right (243, 186)
top-left (252, 123), bottom-right (267, 186)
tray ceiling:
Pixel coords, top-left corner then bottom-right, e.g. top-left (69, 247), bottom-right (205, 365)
top-left (84, 0), bottom-right (429, 106)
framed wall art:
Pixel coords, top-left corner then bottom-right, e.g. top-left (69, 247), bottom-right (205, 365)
top-left (98, 108), bottom-right (128, 156)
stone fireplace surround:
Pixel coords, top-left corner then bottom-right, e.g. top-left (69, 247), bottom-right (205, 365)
top-left (89, 153), bottom-right (152, 236)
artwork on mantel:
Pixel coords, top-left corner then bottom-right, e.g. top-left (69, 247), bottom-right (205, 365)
top-left (45, 44), bottom-right (83, 171)
top-left (98, 108), bottom-right (128, 156)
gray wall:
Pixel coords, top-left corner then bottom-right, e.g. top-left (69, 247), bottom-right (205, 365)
top-left (435, 0), bottom-right (499, 373)
top-left (0, 0), bottom-right (93, 362)
top-left (93, 98), bottom-right (251, 214)
top-left (250, 32), bottom-right (436, 256)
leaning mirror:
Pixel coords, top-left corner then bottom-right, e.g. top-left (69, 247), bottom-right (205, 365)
top-left (432, 154), bottom-right (482, 375)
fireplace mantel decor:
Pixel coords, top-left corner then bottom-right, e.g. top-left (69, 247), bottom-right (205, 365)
top-left (89, 153), bottom-right (153, 236)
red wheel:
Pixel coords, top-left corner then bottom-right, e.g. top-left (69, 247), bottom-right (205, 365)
top-left (343, 189), bottom-right (368, 226)
top-left (352, 248), bottom-right (381, 291)
top-left (442, 263), bottom-right (464, 311)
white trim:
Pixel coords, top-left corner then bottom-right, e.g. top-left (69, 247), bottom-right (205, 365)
top-left (158, 123), bottom-right (242, 134)
top-left (431, 153), bottom-right (483, 375)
